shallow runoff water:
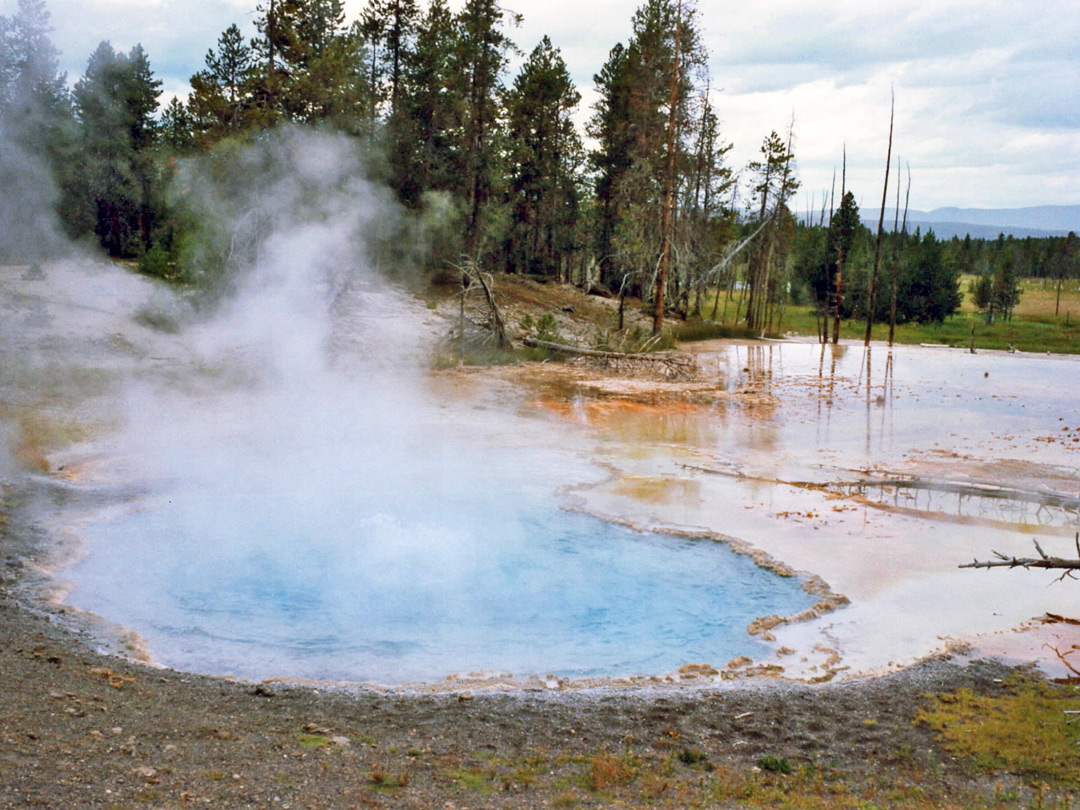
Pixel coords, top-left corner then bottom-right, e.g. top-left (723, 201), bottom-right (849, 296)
top-left (573, 339), bottom-right (1080, 679)
top-left (7, 257), bottom-right (1080, 686)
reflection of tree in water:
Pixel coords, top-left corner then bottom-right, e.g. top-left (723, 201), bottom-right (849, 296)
top-left (683, 461), bottom-right (1080, 534)
top-left (727, 345), bottom-right (779, 430)
top-left (809, 343), bottom-right (897, 454)
top-left (833, 473), bottom-right (1080, 532)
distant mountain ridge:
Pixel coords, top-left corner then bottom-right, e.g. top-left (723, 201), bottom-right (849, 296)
top-left (857, 204), bottom-right (1080, 240)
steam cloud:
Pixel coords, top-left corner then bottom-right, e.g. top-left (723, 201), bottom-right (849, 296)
top-left (65, 127), bottom-right (588, 682)
top-left (0, 117), bottom-right (69, 262)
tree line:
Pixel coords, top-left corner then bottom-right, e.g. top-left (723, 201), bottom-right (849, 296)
top-left (2, 0), bottom-right (1077, 337)
top-left (0, 0), bottom-right (791, 327)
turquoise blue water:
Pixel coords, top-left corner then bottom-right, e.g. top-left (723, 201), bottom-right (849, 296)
top-left (73, 501), bottom-right (814, 684)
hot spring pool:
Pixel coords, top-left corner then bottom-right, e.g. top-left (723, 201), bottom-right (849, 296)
top-left (71, 501), bottom-right (814, 684)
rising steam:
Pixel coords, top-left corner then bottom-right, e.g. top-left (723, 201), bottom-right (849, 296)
top-left (68, 127), bottom-right (594, 682)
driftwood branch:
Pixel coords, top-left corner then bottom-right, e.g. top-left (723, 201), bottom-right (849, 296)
top-left (961, 535), bottom-right (1080, 581)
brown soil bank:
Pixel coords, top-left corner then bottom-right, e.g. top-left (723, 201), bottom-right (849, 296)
top-left (0, 578), bottom-right (1071, 808)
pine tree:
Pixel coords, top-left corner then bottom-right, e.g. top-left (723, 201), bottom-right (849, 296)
top-left (679, 88), bottom-right (735, 318)
top-left (0, 0), bottom-right (73, 259)
top-left (160, 96), bottom-right (194, 152)
top-left (362, 0), bottom-right (418, 117)
top-left (586, 0), bottom-right (705, 308)
top-left (188, 24), bottom-right (252, 137)
top-left (503, 36), bottom-right (582, 278)
top-left (392, 0), bottom-right (458, 205)
top-left (1050, 231), bottom-right (1079, 316)
top-left (744, 129), bottom-right (799, 332)
top-left (991, 245), bottom-right (1022, 322)
top-left (588, 43), bottom-right (633, 288)
top-left (363, 0), bottom-right (422, 198)
top-left (454, 0), bottom-right (517, 258)
top-left (71, 41), bottom-right (162, 256)
top-left (0, 0), bottom-right (67, 118)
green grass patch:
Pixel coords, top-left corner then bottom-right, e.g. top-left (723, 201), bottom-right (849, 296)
top-left (778, 305), bottom-right (1080, 354)
top-left (770, 277), bottom-right (1080, 353)
top-left (916, 675), bottom-right (1080, 786)
top-left (296, 732), bottom-right (332, 749)
top-left (672, 320), bottom-right (762, 343)
top-left (446, 767), bottom-right (498, 795)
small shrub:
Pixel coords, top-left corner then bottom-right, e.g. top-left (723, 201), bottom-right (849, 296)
top-left (134, 293), bottom-right (184, 333)
top-left (369, 763), bottom-right (410, 789)
top-left (138, 244), bottom-right (174, 279)
top-left (757, 756), bottom-right (793, 774)
top-left (535, 312), bottom-right (561, 343)
top-left (584, 750), bottom-right (638, 791)
top-left (676, 748), bottom-right (713, 770)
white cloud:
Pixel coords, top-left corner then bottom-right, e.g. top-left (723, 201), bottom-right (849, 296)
top-left (17, 0), bottom-right (1079, 210)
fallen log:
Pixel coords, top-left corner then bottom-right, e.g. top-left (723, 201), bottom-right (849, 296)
top-left (522, 337), bottom-right (697, 379)
top-left (522, 337), bottom-right (682, 362)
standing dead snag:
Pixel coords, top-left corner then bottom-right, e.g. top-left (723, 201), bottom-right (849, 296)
top-left (961, 535), bottom-right (1080, 581)
top-left (864, 89), bottom-right (894, 347)
top-left (654, 0), bottom-right (683, 336)
top-left (832, 146), bottom-right (846, 345)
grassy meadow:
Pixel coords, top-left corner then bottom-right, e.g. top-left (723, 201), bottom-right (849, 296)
top-left (689, 277), bottom-right (1080, 355)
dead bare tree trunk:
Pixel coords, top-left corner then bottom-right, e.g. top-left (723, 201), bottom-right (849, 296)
top-left (832, 149), bottom-right (845, 345)
top-left (653, 0), bottom-right (683, 336)
top-left (888, 161), bottom-right (911, 346)
top-left (864, 90), bottom-right (894, 347)
top-left (457, 261), bottom-right (512, 350)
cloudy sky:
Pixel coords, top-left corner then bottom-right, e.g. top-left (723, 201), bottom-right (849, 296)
top-left (23, 0), bottom-right (1080, 213)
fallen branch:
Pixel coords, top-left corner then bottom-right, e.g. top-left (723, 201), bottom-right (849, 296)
top-left (703, 210), bottom-right (776, 285)
top-left (961, 536), bottom-right (1080, 581)
top-left (1046, 644), bottom-right (1080, 679)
